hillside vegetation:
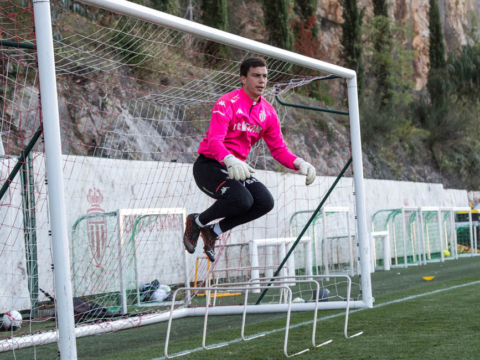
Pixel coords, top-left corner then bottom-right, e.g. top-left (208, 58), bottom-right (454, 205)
top-left (2, 0), bottom-right (480, 190)
top-left (106, 0), bottom-right (480, 190)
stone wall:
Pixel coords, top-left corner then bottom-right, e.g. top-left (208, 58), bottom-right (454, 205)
top-left (0, 155), bottom-right (469, 312)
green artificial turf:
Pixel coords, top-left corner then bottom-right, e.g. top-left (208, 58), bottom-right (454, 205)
top-left (1, 257), bottom-right (479, 360)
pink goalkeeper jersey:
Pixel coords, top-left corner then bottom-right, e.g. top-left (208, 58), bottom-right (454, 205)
top-left (198, 88), bottom-right (298, 170)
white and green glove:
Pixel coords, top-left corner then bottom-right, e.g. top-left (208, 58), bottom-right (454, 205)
top-left (294, 158), bottom-right (316, 186)
top-left (223, 155), bottom-right (255, 181)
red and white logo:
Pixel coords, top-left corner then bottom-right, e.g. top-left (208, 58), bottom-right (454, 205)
top-left (259, 110), bottom-right (266, 122)
top-left (86, 187), bottom-right (106, 267)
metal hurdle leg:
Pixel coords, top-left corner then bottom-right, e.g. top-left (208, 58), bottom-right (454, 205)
top-left (203, 288), bottom-right (228, 351)
top-left (241, 289), bottom-right (266, 341)
top-left (342, 276), bottom-right (363, 339)
top-left (282, 288), bottom-right (309, 358)
top-left (165, 284), bottom-right (300, 359)
top-left (211, 282), bottom-right (308, 357)
top-left (249, 275), bottom-right (363, 339)
top-left (247, 277), bottom-right (332, 348)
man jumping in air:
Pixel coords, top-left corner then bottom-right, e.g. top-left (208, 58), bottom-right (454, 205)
top-left (183, 57), bottom-right (316, 262)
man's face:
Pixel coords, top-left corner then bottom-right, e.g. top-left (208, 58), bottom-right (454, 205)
top-left (241, 66), bottom-right (268, 101)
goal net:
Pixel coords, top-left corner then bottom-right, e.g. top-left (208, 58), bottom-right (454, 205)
top-left (71, 208), bottom-right (187, 315)
top-left (371, 207), bottom-right (475, 270)
top-left (371, 208), bottom-right (423, 268)
top-left (0, 0), bottom-right (370, 354)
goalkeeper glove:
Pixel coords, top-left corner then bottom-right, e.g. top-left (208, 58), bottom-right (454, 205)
top-left (223, 155), bottom-right (255, 181)
top-left (294, 158), bottom-right (316, 186)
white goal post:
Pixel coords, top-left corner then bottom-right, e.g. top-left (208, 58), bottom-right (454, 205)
top-left (1, 0), bottom-right (372, 357)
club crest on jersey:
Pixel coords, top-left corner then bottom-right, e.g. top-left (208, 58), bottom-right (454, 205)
top-left (217, 100), bottom-right (226, 107)
top-left (259, 110), bottom-right (266, 122)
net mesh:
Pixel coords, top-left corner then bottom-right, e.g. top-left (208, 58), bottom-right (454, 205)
top-left (0, 0), bottom-right (361, 351)
top-left (421, 210), bottom-right (442, 261)
top-left (372, 207), bottom-right (480, 269)
top-left (372, 209), bottom-right (424, 268)
top-left (455, 210), bottom-right (477, 255)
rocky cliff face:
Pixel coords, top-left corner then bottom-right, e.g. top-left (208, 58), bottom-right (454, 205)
top-left (238, 0), bottom-right (479, 90)
top-left (228, 0), bottom-right (479, 188)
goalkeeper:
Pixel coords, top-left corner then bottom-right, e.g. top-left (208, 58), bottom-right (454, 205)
top-left (183, 57), bottom-right (316, 262)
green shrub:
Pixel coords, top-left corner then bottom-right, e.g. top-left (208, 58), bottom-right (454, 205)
top-left (340, 0), bottom-right (364, 91)
top-left (263, 0), bottom-right (293, 50)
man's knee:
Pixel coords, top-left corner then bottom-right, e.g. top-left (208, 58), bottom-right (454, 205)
top-left (265, 193), bottom-right (275, 213)
top-left (257, 191), bottom-right (274, 215)
top-left (236, 192), bottom-right (254, 213)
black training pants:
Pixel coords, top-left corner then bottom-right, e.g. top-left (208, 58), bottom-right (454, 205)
top-left (193, 154), bottom-right (274, 232)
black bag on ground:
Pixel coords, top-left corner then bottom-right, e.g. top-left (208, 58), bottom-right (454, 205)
top-left (40, 288), bottom-right (123, 324)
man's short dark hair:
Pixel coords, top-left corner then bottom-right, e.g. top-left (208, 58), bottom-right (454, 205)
top-left (240, 57), bottom-right (267, 77)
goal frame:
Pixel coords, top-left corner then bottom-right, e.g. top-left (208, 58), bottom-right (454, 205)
top-left (289, 207), bottom-right (355, 277)
top-left (29, 0), bottom-right (372, 357)
top-left (125, 208), bottom-right (190, 310)
top-left (371, 206), bottom-right (475, 271)
top-left (71, 208), bottom-right (189, 314)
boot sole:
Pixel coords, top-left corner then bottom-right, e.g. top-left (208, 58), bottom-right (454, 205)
top-left (204, 247), bottom-right (215, 262)
top-left (183, 236), bottom-right (197, 254)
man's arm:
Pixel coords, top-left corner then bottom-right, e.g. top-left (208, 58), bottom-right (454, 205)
top-left (206, 100), bottom-right (233, 162)
top-left (263, 109), bottom-right (316, 185)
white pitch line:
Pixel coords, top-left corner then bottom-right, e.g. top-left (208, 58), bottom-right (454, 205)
top-left (152, 279), bottom-right (480, 360)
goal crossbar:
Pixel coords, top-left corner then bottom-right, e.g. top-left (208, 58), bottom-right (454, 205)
top-left (79, 0), bottom-right (355, 78)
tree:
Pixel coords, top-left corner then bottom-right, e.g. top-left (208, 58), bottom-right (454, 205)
top-left (201, 0), bottom-right (228, 61)
top-left (292, 0), bottom-right (323, 59)
top-left (420, 0), bottom-right (449, 171)
top-left (427, 0), bottom-right (447, 106)
top-left (370, 0), bottom-right (393, 106)
top-left (372, 0), bottom-right (388, 17)
top-left (293, 0), bottom-right (319, 39)
top-left (361, 17), bottom-right (416, 144)
top-left (263, 0), bottom-right (293, 50)
top-left (447, 42), bottom-right (480, 104)
top-left (340, 0), bottom-right (364, 91)
top-left (151, 0), bottom-right (178, 14)
top-left (201, 0), bottom-right (227, 31)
